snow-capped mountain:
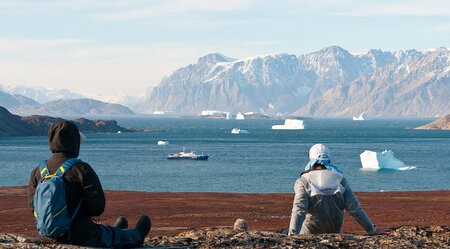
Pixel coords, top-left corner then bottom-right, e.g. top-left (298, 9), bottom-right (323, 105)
top-left (0, 85), bottom-right (139, 115)
top-left (136, 47), bottom-right (450, 117)
top-left (0, 84), bottom-right (85, 103)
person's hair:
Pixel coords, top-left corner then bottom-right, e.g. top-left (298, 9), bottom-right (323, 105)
top-left (312, 163), bottom-right (326, 170)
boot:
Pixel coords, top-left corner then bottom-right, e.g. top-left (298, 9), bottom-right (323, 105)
top-left (114, 216), bottom-right (128, 229)
top-left (135, 215), bottom-right (151, 243)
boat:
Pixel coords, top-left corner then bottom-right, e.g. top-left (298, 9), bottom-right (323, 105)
top-left (353, 112), bottom-right (368, 121)
top-left (167, 148), bottom-right (209, 160)
top-left (231, 128), bottom-right (249, 134)
top-left (272, 119), bottom-right (304, 130)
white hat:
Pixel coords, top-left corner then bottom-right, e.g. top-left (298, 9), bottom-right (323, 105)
top-left (309, 144), bottom-right (331, 161)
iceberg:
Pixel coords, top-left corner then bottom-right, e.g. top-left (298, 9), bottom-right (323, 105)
top-left (231, 128), bottom-right (249, 134)
top-left (272, 119), bottom-right (304, 130)
top-left (157, 140), bottom-right (169, 146)
top-left (353, 112), bottom-right (368, 121)
top-left (360, 150), bottom-right (414, 170)
top-left (236, 112), bottom-right (245, 120)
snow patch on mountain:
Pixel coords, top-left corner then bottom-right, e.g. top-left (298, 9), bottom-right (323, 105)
top-left (0, 84), bottom-right (84, 103)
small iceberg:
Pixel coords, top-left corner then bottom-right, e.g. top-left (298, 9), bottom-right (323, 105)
top-left (353, 112), bottom-right (368, 121)
top-left (231, 128), bottom-right (249, 134)
top-left (360, 150), bottom-right (415, 170)
top-left (236, 112), bottom-right (245, 120)
top-left (157, 140), bottom-right (169, 146)
top-left (272, 119), bottom-right (304, 130)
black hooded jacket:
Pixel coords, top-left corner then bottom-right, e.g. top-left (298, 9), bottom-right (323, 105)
top-left (28, 121), bottom-right (106, 245)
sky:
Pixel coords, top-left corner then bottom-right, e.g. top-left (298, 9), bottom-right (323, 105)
top-left (0, 0), bottom-right (449, 97)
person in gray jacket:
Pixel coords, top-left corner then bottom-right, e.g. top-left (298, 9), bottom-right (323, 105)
top-left (289, 144), bottom-right (381, 235)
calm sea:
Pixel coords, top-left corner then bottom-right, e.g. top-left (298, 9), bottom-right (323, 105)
top-left (1, 117), bottom-right (449, 193)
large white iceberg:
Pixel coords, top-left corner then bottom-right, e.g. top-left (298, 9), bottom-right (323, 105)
top-left (360, 150), bottom-right (414, 170)
top-left (272, 119), bottom-right (304, 130)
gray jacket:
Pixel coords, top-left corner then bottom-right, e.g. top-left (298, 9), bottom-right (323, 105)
top-left (288, 169), bottom-right (377, 235)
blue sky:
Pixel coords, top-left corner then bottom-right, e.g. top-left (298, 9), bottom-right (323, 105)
top-left (0, 0), bottom-right (449, 96)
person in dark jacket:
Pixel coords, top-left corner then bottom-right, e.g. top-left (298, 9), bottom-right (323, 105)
top-left (29, 121), bottom-right (151, 247)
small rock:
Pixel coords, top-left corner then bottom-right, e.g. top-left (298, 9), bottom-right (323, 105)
top-left (233, 219), bottom-right (248, 231)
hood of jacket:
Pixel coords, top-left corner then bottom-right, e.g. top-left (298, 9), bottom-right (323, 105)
top-left (48, 121), bottom-right (80, 158)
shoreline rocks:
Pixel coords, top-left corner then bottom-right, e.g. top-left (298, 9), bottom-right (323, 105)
top-left (415, 115), bottom-right (450, 130)
top-left (1, 226), bottom-right (448, 248)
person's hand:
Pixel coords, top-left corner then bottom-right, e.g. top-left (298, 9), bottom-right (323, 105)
top-left (373, 227), bottom-right (390, 235)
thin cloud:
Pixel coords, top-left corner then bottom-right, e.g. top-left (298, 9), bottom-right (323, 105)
top-left (336, 0), bottom-right (450, 17)
top-left (97, 0), bottom-right (253, 21)
top-left (0, 38), bottom-right (91, 53)
top-left (431, 23), bottom-right (450, 32)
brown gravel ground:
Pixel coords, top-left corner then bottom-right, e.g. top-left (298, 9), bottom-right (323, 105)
top-left (0, 186), bottom-right (449, 238)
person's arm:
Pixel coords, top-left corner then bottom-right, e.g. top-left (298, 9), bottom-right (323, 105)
top-left (288, 179), bottom-right (309, 235)
top-left (28, 167), bottom-right (39, 210)
top-left (77, 163), bottom-right (106, 216)
top-left (342, 179), bottom-right (377, 234)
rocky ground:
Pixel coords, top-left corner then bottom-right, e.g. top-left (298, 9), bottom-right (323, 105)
top-left (0, 225), bottom-right (449, 248)
top-left (1, 187), bottom-right (449, 248)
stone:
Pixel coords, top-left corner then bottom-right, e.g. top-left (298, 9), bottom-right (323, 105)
top-left (233, 219), bottom-right (249, 231)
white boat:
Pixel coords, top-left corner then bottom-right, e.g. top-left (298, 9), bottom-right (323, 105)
top-left (231, 128), bottom-right (249, 134)
top-left (272, 119), bottom-right (304, 130)
top-left (353, 112), bottom-right (368, 121)
top-left (360, 150), bottom-right (413, 170)
top-left (236, 112), bottom-right (245, 120)
top-left (167, 148), bottom-right (209, 160)
top-left (117, 131), bottom-right (122, 134)
top-left (157, 140), bottom-right (169, 145)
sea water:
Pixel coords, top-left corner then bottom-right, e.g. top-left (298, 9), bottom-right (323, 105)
top-left (1, 117), bottom-right (449, 193)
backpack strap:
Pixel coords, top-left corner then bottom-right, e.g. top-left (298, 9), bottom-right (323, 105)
top-left (38, 158), bottom-right (82, 179)
top-left (38, 161), bottom-right (51, 179)
top-left (55, 158), bottom-right (82, 177)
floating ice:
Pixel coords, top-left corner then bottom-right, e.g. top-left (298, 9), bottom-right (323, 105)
top-left (272, 119), bottom-right (304, 130)
top-left (353, 112), bottom-right (369, 121)
top-left (360, 150), bottom-right (415, 170)
top-left (231, 128), bottom-right (249, 134)
top-left (157, 140), bottom-right (169, 145)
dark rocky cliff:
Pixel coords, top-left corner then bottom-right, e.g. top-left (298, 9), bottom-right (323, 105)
top-left (0, 106), bottom-right (131, 137)
top-left (0, 106), bottom-right (36, 137)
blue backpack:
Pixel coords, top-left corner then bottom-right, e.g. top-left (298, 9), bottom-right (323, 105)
top-left (32, 158), bottom-right (83, 238)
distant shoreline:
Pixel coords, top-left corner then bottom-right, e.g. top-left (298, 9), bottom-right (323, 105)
top-left (1, 186), bottom-right (449, 238)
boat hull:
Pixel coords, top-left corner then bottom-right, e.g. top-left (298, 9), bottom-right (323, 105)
top-left (167, 155), bottom-right (209, 160)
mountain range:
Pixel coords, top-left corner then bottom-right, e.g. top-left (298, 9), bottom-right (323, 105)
top-left (0, 84), bottom-right (139, 110)
top-left (136, 46), bottom-right (449, 117)
top-left (1, 46), bottom-right (448, 117)
top-left (0, 90), bottom-right (134, 115)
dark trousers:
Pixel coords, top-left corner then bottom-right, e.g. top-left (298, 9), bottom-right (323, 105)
top-left (85, 224), bottom-right (142, 248)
